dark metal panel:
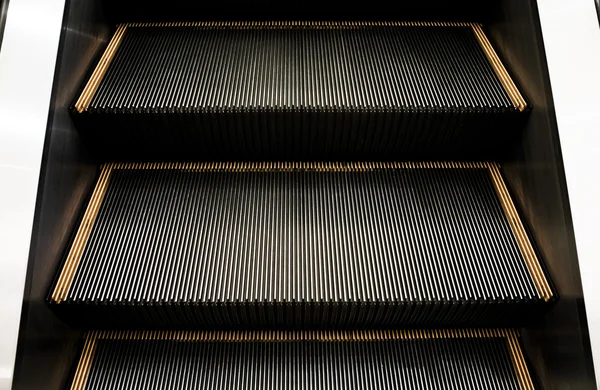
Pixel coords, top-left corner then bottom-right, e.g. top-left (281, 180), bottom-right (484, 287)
top-left (0, 0), bottom-right (9, 51)
top-left (488, 1), bottom-right (596, 388)
top-left (11, 0), bottom-right (110, 388)
top-left (100, 0), bottom-right (496, 24)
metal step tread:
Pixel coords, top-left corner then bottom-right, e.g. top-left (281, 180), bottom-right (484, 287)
top-left (68, 329), bottom-right (535, 390)
top-left (70, 21), bottom-right (528, 160)
top-left (49, 162), bottom-right (552, 328)
top-left (75, 21), bottom-right (525, 113)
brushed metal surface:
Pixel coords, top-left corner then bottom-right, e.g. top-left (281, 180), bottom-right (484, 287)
top-left (10, 0), bottom-right (109, 389)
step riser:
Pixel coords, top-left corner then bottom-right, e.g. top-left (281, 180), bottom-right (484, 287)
top-left (75, 111), bottom-right (526, 160)
top-left (54, 302), bottom-right (548, 329)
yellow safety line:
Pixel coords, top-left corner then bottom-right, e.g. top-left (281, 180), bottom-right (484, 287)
top-left (125, 21), bottom-right (475, 28)
top-left (74, 24), bottom-right (128, 113)
top-left (506, 331), bottom-right (536, 390)
top-left (69, 336), bottom-right (97, 390)
top-left (487, 163), bottom-right (552, 301)
top-left (471, 24), bottom-right (527, 112)
top-left (51, 166), bottom-right (113, 302)
top-left (99, 161), bottom-right (492, 172)
top-left (88, 328), bottom-right (511, 342)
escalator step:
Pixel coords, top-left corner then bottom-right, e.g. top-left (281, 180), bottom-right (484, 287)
top-left (49, 162), bottom-right (552, 328)
top-left (71, 22), bottom-right (528, 160)
top-left (68, 329), bottom-right (535, 390)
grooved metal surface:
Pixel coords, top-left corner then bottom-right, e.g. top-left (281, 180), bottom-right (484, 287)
top-left (71, 22), bottom-right (529, 161)
top-left (87, 23), bottom-right (513, 111)
top-left (69, 330), bottom-right (533, 390)
top-left (51, 163), bottom-right (551, 327)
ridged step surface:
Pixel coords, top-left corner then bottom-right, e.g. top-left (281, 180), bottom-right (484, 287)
top-left (50, 162), bottom-right (552, 328)
top-left (69, 330), bottom-right (535, 390)
top-left (72, 22), bottom-right (528, 160)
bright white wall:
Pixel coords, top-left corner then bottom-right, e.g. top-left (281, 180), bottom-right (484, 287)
top-left (0, 0), bottom-right (66, 388)
top-left (537, 0), bottom-right (600, 387)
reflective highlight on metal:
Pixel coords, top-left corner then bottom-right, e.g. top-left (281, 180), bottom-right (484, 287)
top-left (68, 329), bottom-right (534, 390)
top-left (50, 162), bottom-right (552, 328)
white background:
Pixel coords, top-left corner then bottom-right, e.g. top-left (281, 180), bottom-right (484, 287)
top-left (0, 0), bottom-right (65, 388)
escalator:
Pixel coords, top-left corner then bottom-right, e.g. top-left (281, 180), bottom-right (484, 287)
top-left (11, 1), bottom-right (596, 389)
top-left (55, 17), bottom-right (546, 389)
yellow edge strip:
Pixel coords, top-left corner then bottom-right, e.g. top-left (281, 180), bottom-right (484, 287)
top-left (69, 337), bottom-right (97, 390)
top-left (102, 161), bottom-right (492, 172)
top-left (74, 24), bottom-right (127, 113)
top-left (87, 328), bottom-right (516, 342)
top-left (126, 21), bottom-right (476, 28)
top-left (506, 332), bottom-right (536, 390)
top-left (488, 163), bottom-right (552, 301)
top-left (51, 166), bottom-right (113, 303)
top-left (471, 24), bottom-right (527, 112)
